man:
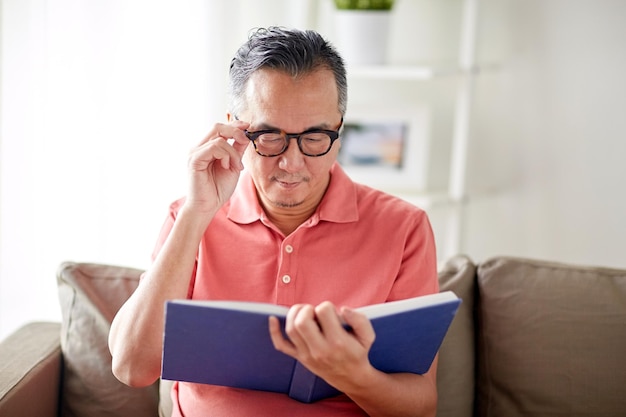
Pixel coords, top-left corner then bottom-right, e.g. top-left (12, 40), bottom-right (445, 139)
top-left (109, 27), bottom-right (439, 416)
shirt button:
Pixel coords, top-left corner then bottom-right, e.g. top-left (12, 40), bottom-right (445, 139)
top-left (285, 245), bottom-right (294, 254)
top-left (282, 275), bottom-right (291, 284)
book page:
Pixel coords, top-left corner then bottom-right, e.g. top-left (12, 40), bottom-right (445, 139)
top-left (172, 299), bottom-right (290, 316)
top-left (356, 291), bottom-right (459, 319)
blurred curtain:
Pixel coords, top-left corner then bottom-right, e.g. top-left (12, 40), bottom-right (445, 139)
top-left (0, 0), bottom-right (322, 339)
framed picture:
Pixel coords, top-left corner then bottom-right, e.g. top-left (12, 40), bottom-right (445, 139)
top-left (338, 106), bottom-right (431, 192)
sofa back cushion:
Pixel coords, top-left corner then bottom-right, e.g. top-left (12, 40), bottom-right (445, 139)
top-left (476, 257), bottom-right (626, 417)
top-left (57, 262), bottom-right (160, 417)
top-left (436, 255), bottom-right (477, 417)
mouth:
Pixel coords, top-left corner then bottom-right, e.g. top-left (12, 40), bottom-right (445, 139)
top-left (276, 179), bottom-right (300, 189)
top-left (273, 176), bottom-right (309, 189)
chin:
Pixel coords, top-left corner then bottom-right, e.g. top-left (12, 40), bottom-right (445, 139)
top-left (266, 185), bottom-right (307, 209)
top-left (271, 198), bottom-right (304, 209)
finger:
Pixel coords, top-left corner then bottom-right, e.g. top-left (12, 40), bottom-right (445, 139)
top-left (268, 316), bottom-right (297, 357)
top-left (231, 119), bottom-right (250, 130)
top-left (189, 138), bottom-right (243, 172)
top-left (313, 301), bottom-right (345, 338)
top-left (210, 121), bottom-right (249, 160)
top-left (286, 304), bottom-right (322, 354)
top-left (220, 120), bottom-right (250, 152)
top-left (340, 307), bottom-right (376, 349)
top-left (193, 121), bottom-right (250, 149)
top-left (229, 121), bottom-right (251, 155)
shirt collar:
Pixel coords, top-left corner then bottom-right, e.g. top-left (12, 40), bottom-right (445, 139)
top-left (227, 162), bottom-right (359, 225)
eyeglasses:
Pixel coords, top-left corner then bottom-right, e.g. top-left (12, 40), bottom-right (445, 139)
top-left (242, 119), bottom-right (343, 157)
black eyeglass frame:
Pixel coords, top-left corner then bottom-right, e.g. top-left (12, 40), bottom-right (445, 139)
top-left (241, 118), bottom-right (344, 157)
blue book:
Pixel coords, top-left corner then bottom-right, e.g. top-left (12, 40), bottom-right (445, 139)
top-left (161, 291), bottom-right (461, 403)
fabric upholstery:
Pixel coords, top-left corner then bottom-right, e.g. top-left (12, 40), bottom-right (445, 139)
top-left (57, 262), bottom-right (159, 417)
top-left (3, 255), bottom-right (623, 417)
top-left (476, 257), bottom-right (626, 417)
top-left (0, 322), bottom-right (61, 417)
top-left (159, 379), bottom-right (174, 417)
top-left (436, 255), bottom-right (477, 417)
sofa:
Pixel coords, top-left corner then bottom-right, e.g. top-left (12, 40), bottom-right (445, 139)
top-left (1, 255), bottom-right (625, 417)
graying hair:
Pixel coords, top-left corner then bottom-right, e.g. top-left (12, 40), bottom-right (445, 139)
top-left (228, 27), bottom-right (347, 117)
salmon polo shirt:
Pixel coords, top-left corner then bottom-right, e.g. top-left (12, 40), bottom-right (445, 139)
top-left (151, 163), bottom-right (439, 417)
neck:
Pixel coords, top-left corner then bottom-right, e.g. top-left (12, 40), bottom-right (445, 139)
top-left (268, 210), bottom-right (312, 236)
top-left (259, 187), bottom-right (324, 236)
top-left (262, 198), bottom-right (320, 236)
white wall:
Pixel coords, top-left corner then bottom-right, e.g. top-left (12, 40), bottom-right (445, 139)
top-left (463, 0), bottom-right (626, 268)
top-left (1, 0), bottom-right (625, 339)
top-left (0, 0), bottom-right (214, 339)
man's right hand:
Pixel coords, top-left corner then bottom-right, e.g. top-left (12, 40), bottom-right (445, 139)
top-left (185, 119), bottom-right (250, 218)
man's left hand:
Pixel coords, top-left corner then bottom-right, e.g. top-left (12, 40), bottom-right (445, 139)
top-left (268, 301), bottom-right (377, 392)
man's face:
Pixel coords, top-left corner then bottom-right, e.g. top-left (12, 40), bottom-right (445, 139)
top-left (238, 68), bottom-right (342, 214)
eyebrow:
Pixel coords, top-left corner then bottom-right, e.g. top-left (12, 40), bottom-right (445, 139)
top-left (250, 121), bottom-right (334, 132)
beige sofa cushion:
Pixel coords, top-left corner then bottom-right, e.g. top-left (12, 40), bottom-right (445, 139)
top-left (476, 257), bottom-right (626, 417)
top-left (57, 262), bottom-right (159, 417)
top-left (0, 322), bottom-right (61, 417)
top-left (437, 255), bottom-right (476, 417)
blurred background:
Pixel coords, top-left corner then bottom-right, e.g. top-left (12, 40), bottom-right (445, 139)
top-left (1, 0), bottom-right (625, 339)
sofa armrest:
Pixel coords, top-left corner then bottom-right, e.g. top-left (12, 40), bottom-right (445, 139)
top-left (0, 322), bottom-right (62, 417)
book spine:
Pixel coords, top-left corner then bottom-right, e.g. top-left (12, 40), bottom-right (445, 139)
top-left (288, 362), bottom-right (341, 403)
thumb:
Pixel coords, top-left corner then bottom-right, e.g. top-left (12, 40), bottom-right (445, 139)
top-left (341, 307), bottom-right (376, 349)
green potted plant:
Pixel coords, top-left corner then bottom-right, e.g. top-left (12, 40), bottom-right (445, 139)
top-left (333, 0), bottom-right (394, 10)
top-left (333, 0), bottom-right (396, 65)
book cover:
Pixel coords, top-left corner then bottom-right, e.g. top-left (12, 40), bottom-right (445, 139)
top-left (161, 291), bottom-right (461, 403)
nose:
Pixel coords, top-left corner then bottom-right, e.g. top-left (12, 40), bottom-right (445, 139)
top-left (278, 137), bottom-right (305, 172)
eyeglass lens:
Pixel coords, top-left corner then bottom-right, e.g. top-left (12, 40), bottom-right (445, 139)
top-left (254, 132), bottom-right (333, 156)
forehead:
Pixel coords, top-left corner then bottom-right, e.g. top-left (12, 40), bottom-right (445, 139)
top-left (244, 68), bottom-right (340, 120)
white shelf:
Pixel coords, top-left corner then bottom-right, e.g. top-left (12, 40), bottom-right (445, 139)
top-left (343, 0), bottom-right (480, 261)
top-left (346, 64), bottom-right (491, 81)
top-left (392, 190), bottom-right (464, 209)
